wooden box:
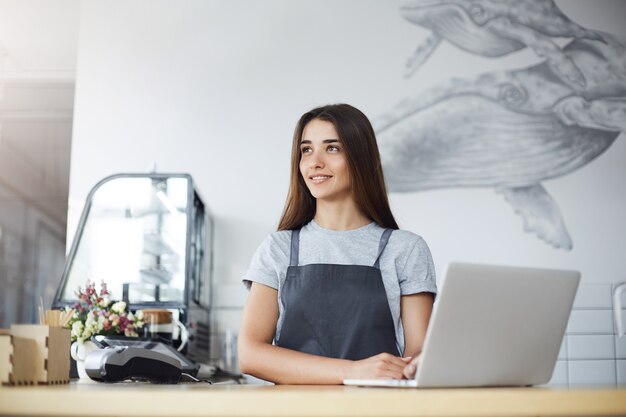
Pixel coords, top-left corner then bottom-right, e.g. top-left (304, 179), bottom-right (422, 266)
top-left (8, 325), bottom-right (71, 385)
top-left (0, 330), bottom-right (10, 384)
top-left (0, 329), bottom-right (39, 385)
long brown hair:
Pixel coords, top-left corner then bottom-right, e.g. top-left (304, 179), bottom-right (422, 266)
top-left (277, 104), bottom-right (399, 230)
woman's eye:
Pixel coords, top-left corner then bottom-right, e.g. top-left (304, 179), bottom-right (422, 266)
top-left (327, 145), bottom-right (339, 152)
top-left (301, 147), bottom-right (312, 154)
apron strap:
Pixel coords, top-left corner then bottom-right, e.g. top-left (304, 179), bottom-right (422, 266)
top-left (373, 229), bottom-right (393, 269)
top-left (290, 229), bottom-right (301, 267)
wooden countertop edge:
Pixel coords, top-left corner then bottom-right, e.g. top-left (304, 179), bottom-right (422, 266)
top-left (1, 385), bottom-right (626, 417)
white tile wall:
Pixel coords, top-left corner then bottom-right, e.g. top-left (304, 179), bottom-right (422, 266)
top-left (549, 360), bottom-right (568, 385)
top-left (617, 360), bottom-right (626, 386)
top-left (568, 335), bottom-right (614, 359)
top-left (614, 333), bottom-right (626, 359)
top-left (567, 310), bottom-right (613, 334)
top-left (546, 283), bottom-right (624, 387)
top-left (568, 360), bottom-right (616, 387)
top-left (573, 284), bottom-right (613, 309)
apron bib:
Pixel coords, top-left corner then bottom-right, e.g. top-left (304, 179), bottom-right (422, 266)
top-left (276, 228), bottom-right (399, 360)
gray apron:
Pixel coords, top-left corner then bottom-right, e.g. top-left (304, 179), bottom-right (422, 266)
top-left (276, 228), bottom-right (399, 360)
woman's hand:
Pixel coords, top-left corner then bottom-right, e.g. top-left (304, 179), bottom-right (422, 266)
top-left (345, 353), bottom-right (413, 380)
top-left (403, 353), bottom-right (422, 379)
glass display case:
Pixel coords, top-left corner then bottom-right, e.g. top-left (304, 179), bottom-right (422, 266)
top-left (53, 173), bottom-right (213, 360)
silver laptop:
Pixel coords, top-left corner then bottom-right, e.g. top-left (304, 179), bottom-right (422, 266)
top-left (344, 262), bottom-right (580, 388)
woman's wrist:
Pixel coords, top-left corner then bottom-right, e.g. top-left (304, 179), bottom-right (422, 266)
top-left (338, 359), bottom-right (355, 382)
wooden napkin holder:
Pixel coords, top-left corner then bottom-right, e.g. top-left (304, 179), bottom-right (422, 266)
top-left (3, 325), bottom-right (71, 385)
top-left (0, 330), bottom-right (10, 384)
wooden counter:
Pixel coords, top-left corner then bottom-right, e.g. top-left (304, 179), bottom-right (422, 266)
top-left (1, 382), bottom-right (625, 417)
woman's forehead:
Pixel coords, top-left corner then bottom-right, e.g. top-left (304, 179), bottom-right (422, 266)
top-left (302, 119), bottom-right (339, 142)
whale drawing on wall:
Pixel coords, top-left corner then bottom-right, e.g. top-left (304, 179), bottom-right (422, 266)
top-left (400, 0), bottom-right (605, 87)
top-left (377, 1), bottom-right (626, 250)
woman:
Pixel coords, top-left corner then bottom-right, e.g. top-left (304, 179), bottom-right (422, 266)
top-left (238, 103), bottom-right (436, 384)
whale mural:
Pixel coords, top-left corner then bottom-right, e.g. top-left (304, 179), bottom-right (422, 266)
top-left (378, 0), bottom-right (626, 250)
top-left (399, 0), bottom-right (604, 87)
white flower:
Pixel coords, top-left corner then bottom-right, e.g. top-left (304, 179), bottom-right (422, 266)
top-left (135, 310), bottom-right (144, 320)
top-left (111, 301), bottom-right (126, 314)
top-left (84, 312), bottom-right (104, 335)
top-left (85, 312), bottom-right (96, 326)
top-left (71, 321), bottom-right (84, 342)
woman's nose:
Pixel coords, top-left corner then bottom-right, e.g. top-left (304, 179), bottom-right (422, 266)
top-left (307, 151), bottom-right (325, 169)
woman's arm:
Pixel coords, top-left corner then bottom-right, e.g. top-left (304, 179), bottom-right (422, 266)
top-left (400, 292), bottom-right (434, 372)
top-left (238, 282), bottom-right (411, 384)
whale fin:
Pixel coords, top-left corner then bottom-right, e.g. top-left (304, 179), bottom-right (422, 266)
top-left (404, 32), bottom-right (442, 78)
top-left (497, 184), bottom-right (573, 250)
top-left (486, 17), bottom-right (586, 89)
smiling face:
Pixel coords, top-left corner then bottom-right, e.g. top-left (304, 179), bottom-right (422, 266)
top-left (299, 118), bottom-right (352, 203)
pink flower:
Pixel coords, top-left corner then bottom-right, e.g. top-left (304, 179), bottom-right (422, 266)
top-left (67, 279), bottom-right (144, 343)
top-left (119, 316), bottom-right (128, 331)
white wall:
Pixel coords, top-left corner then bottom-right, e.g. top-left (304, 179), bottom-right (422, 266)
top-left (70, 0), bottom-right (626, 320)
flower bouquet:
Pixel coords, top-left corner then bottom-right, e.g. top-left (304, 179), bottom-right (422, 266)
top-left (65, 280), bottom-right (144, 343)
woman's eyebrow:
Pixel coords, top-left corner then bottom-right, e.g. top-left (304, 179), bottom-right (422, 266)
top-left (300, 139), bottom-right (340, 144)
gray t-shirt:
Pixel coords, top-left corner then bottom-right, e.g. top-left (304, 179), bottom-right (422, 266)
top-left (242, 220), bottom-right (437, 355)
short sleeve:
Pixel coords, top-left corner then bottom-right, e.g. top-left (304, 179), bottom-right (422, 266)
top-left (241, 233), bottom-right (289, 291)
top-left (399, 237), bottom-right (437, 296)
